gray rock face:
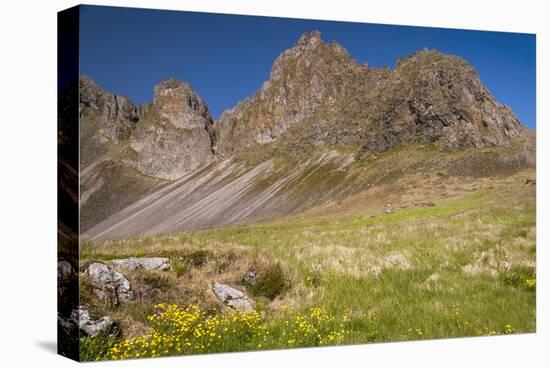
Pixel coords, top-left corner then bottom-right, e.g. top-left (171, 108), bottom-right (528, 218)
top-left (85, 263), bottom-right (134, 305)
top-left (110, 257), bottom-right (171, 271)
top-left (152, 79), bottom-right (212, 130)
top-left (216, 30), bottom-right (357, 157)
top-left (79, 76), bottom-right (139, 145)
top-left (212, 282), bottom-right (254, 312)
top-left (123, 79), bottom-right (216, 180)
top-left (79, 76), bottom-right (216, 181)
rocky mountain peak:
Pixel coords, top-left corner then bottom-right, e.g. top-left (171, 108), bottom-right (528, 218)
top-left (217, 31), bottom-right (359, 156)
top-left (296, 29), bottom-right (323, 48)
top-left (361, 48), bottom-right (523, 151)
top-left (269, 30), bottom-right (352, 81)
top-left (216, 32), bottom-right (525, 158)
top-left (78, 31), bottom-right (527, 182)
top-left (78, 76), bottom-right (139, 148)
top-left (123, 78), bottom-right (216, 180)
top-left (151, 78), bottom-right (212, 130)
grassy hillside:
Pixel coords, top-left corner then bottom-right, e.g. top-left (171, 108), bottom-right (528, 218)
top-left (79, 116), bottom-right (168, 231)
top-left (79, 145), bottom-right (535, 359)
top-left (85, 136), bottom-right (534, 241)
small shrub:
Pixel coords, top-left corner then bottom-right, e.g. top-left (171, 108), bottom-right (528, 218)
top-left (189, 250), bottom-right (209, 267)
top-left (249, 263), bottom-right (289, 300)
top-left (171, 259), bottom-right (189, 277)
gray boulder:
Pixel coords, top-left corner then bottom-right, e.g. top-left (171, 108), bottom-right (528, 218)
top-left (85, 262), bottom-right (134, 305)
top-left (212, 282), bottom-right (254, 312)
top-left (73, 306), bottom-right (116, 337)
top-left (58, 306), bottom-right (116, 338)
top-left (110, 257), bottom-right (171, 272)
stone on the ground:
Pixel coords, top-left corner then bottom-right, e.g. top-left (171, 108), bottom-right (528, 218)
top-left (74, 306), bottom-right (116, 337)
top-left (110, 257), bottom-right (171, 271)
top-left (58, 306), bottom-right (116, 338)
top-left (85, 262), bottom-right (134, 305)
top-left (212, 282), bottom-right (254, 312)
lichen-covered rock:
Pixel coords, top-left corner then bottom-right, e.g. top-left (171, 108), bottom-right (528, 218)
top-left (110, 257), bottom-right (171, 271)
top-left (84, 262), bottom-right (134, 305)
top-left (212, 282), bottom-right (254, 312)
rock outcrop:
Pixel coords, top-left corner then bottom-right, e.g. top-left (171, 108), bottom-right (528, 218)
top-left (74, 306), bottom-right (117, 337)
top-left (79, 76), bottom-right (139, 145)
top-left (359, 49), bottom-right (522, 152)
top-left (216, 32), bottom-right (523, 158)
top-left (216, 30), bottom-right (364, 157)
top-left (123, 79), bottom-right (216, 180)
top-left (212, 282), bottom-right (254, 312)
top-left (110, 257), bottom-right (171, 271)
top-left (84, 263), bottom-right (134, 305)
top-left (78, 77), bottom-right (217, 230)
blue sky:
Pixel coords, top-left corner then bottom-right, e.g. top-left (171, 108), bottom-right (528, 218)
top-left (79, 5), bottom-right (536, 128)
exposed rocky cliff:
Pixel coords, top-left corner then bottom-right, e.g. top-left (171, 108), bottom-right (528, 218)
top-left (216, 31), bottom-right (524, 159)
top-left (122, 79), bottom-right (216, 180)
top-left (78, 76), bottom-right (220, 229)
top-left (216, 30), bottom-right (367, 157)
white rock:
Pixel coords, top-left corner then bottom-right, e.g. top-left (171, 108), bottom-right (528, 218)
top-left (110, 257), bottom-right (171, 271)
top-left (85, 263), bottom-right (134, 305)
top-left (71, 306), bottom-right (116, 337)
top-left (212, 282), bottom-right (253, 312)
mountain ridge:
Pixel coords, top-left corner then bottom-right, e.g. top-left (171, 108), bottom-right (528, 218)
top-left (75, 30), bottom-right (533, 237)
